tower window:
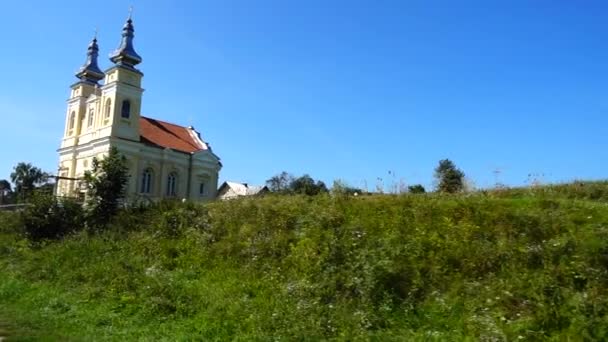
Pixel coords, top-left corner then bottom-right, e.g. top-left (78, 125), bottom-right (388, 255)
top-left (167, 172), bottom-right (177, 197)
top-left (141, 168), bottom-right (153, 194)
top-left (88, 107), bottom-right (95, 127)
top-left (67, 111), bottom-right (75, 135)
top-left (78, 112), bottom-right (85, 135)
top-left (121, 100), bottom-right (131, 118)
top-left (104, 98), bottom-right (112, 124)
top-left (199, 183), bottom-right (205, 196)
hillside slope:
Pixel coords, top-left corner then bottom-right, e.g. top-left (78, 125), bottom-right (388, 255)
top-left (1, 186), bottom-right (608, 340)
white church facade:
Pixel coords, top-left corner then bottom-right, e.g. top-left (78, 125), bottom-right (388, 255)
top-left (56, 16), bottom-right (221, 201)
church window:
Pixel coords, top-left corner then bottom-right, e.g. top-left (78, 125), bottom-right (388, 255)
top-left (199, 183), bottom-right (205, 196)
top-left (87, 107), bottom-right (95, 127)
top-left (141, 168), bottom-right (153, 194)
top-left (104, 98), bottom-right (112, 124)
top-left (121, 100), bottom-right (131, 118)
top-left (67, 111), bottom-right (75, 135)
top-left (78, 112), bottom-right (85, 135)
top-left (167, 172), bottom-right (177, 196)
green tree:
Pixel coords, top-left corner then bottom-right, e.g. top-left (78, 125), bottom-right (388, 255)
top-left (10, 162), bottom-right (49, 199)
top-left (290, 174), bottom-right (328, 196)
top-left (434, 159), bottom-right (465, 193)
top-left (266, 171), bottom-right (295, 193)
top-left (408, 184), bottom-right (426, 194)
top-left (83, 147), bottom-right (129, 228)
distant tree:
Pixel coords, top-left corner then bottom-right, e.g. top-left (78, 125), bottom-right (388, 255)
top-left (0, 179), bottom-right (11, 204)
top-left (83, 147), bottom-right (129, 228)
top-left (290, 174), bottom-right (328, 196)
top-left (266, 171), bottom-right (294, 193)
top-left (434, 159), bottom-right (465, 193)
top-left (10, 162), bottom-right (49, 199)
top-left (408, 184), bottom-right (426, 194)
top-left (266, 172), bottom-right (328, 196)
top-left (332, 179), bottom-right (363, 196)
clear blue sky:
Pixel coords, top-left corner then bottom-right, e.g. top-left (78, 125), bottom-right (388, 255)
top-left (1, 0), bottom-right (607, 191)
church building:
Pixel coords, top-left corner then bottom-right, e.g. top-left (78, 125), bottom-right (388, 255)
top-left (56, 16), bottom-right (221, 201)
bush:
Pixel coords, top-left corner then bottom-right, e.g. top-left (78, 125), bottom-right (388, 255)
top-left (20, 194), bottom-right (84, 242)
top-left (408, 184), bottom-right (426, 194)
top-left (0, 211), bottom-right (21, 234)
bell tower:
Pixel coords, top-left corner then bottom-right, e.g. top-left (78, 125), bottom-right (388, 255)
top-left (101, 13), bottom-right (144, 142)
top-left (57, 34), bottom-right (105, 196)
top-left (62, 35), bottom-right (104, 144)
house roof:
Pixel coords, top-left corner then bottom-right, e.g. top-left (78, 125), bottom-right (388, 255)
top-left (220, 182), bottom-right (268, 196)
top-left (139, 116), bottom-right (209, 153)
top-left (245, 185), bottom-right (267, 195)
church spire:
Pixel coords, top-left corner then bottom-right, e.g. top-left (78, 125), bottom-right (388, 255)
top-left (109, 10), bottom-right (142, 68)
top-left (76, 33), bottom-right (104, 84)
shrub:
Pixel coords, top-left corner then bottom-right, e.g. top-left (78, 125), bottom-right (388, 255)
top-left (0, 211), bottom-right (21, 234)
top-left (408, 184), bottom-right (426, 194)
top-left (20, 193), bottom-right (84, 242)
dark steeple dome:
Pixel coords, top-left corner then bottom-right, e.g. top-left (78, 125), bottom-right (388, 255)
top-left (109, 15), bottom-right (142, 68)
top-left (76, 35), bottom-right (104, 84)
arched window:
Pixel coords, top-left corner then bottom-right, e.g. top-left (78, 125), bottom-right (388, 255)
top-left (140, 168), bottom-right (153, 194)
top-left (121, 100), bottom-right (131, 118)
top-left (87, 107), bottom-right (95, 127)
top-left (67, 111), bottom-right (75, 135)
top-left (167, 172), bottom-right (177, 196)
top-left (104, 98), bottom-right (112, 124)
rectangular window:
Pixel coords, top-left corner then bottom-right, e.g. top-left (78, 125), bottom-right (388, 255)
top-left (88, 108), bottom-right (95, 128)
top-left (121, 100), bottom-right (131, 118)
top-left (199, 183), bottom-right (205, 196)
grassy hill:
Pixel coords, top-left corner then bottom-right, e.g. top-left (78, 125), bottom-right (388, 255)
top-left (2, 182), bottom-right (608, 340)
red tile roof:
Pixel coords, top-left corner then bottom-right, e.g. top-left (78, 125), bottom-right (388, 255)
top-left (139, 116), bottom-right (208, 153)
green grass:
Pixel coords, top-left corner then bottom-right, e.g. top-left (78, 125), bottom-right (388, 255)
top-left (2, 182), bottom-right (608, 340)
